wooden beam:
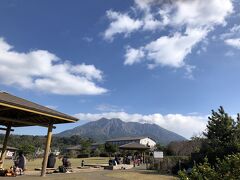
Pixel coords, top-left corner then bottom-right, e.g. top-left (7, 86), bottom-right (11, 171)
top-left (0, 127), bottom-right (14, 131)
top-left (41, 124), bottom-right (53, 177)
top-left (0, 102), bottom-right (77, 122)
top-left (0, 116), bottom-right (56, 128)
top-left (0, 124), bottom-right (12, 168)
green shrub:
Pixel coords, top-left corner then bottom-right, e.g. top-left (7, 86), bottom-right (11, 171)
top-left (178, 153), bottom-right (240, 180)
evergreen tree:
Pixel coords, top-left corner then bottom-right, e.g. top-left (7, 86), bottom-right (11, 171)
top-left (203, 106), bottom-right (238, 163)
top-left (234, 113), bottom-right (240, 150)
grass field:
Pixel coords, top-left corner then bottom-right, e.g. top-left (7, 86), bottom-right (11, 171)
top-left (1, 158), bottom-right (177, 180)
top-left (3, 157), bottom-right (110, 170)
top-left (106, 171), bottom-right (178, 180)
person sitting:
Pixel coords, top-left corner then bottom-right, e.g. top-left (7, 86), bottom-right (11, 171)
top-left (62, 156), bottom-right (71, 168)
top-left (14, 151), bottom-right (26, 175)
top-left (81, 160), bottom-right (84, 167)
top-left (47, 153), bottom-right (56, 168)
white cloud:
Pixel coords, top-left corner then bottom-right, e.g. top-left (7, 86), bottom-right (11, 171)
top-left (0, 38), bottom-right (107, 95)
top-left (134, 0), bottom-right (156, 11)
top-left (142, 13), bottom-right (162, 30)
top-left (104, 10), bottom-right (143, 40)
top-left (104, 0), bottom-right (234, 71)
top-left (220, 24), bottom-right (240, 40)
top-left (225, 38), bottom-right (240, 49)
top-left (124, 28), bottom-right (208, 68)
top-left (169, 0), bottom-right (232, 28)
top-left (230, 24), bottom-right (240, 33)
top-left (144, 28), bottom-right (208, 68)
top-left (96, 104), bottom-right (124, 112)
top-left (221, 23), bottom-right (240, 49)
top-left (225, 50), bottom-right (235, 56)
top-left (124, 46), bottom-right (145, 65)
top-left (82, 37), bottom-right (93, 43)
top-left (45, 105), bottom-right (58, 110)
top-left (74, 111), bottom-right (207, 139)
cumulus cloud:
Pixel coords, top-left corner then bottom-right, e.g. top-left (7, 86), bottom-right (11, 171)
top-left (144, 28), bottom-right (208, 68)
top-left (104, 10), bottom-right (143, 40)
top-left (0, 38), bottom-right (107, 95)
top-left (104, 0), bottom-right (234, 71)
top-left (124, 46), bottom-right (145, 65)
top-left (74, 111), bottom-right (208, 138)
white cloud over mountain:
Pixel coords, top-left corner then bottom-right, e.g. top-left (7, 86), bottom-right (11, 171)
top-left (104, 0), bottom-right (234, 69)
top-left (0, 38), bottom-right (107, 95)
top-left (74, 111), bottom-right (208, 138)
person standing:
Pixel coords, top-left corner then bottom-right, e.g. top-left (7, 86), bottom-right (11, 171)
top-left (47, 153), bottom-right (56, 168)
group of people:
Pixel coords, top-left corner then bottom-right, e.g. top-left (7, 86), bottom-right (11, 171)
top-left (0, 151), bottom-right (27, 176)
top-left (47, 153), bottom-right (71, 167)
top-left (1, 151), bottom-right (73, 176)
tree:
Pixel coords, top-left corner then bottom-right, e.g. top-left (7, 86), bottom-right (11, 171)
top-left (234, 113), bottom-right (240, 150)
top-left (104, 142), bottom-right (118, 157)
top-left (203, 106), bottom-right (238, 163)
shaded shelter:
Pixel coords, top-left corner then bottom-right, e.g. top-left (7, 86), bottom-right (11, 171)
top-left (0, 92), bottom-right (78, 176)
top-left (119, 142), bottom-right (150, 164)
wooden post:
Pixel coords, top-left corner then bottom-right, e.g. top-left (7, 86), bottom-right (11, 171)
top-left (0, 124), bottom-right (12, 168)
top-left (41, 124), bottom-right (53, 177)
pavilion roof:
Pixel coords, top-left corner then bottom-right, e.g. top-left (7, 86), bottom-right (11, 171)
top-left (119, 142), bottom-right (150, 150)
top-left (0, 92), bottom-right (78, 127)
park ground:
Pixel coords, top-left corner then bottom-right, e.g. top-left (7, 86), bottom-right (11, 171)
top-left (1, 157), bottom-right (177, 180)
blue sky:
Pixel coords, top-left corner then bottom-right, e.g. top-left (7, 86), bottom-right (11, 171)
top-left (0, 0), bottom-right (240, 138)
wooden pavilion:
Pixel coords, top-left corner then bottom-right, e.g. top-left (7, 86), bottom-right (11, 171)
top-left (119, 142), bottom-right (150, 164)
top-left (0, 92), bottom-right (78, 176)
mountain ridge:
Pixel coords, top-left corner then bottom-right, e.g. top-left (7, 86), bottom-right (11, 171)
top-left (57, 118), bottom-right (186, 145)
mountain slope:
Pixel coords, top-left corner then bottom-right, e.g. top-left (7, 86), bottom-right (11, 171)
top-left (57, 118), bottom-right (186, 145)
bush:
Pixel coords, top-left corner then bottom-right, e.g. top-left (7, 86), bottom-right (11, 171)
top-left (147, 156), bottom-right (190, 174)
top-left (179, 153), bottom-right (240, 180)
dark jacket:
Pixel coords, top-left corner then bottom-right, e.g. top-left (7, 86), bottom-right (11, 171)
top-left (47, 154), bottom-right (56, 168)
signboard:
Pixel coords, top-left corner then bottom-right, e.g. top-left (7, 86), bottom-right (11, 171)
top-left (154, 151), bottom-right (163, 158)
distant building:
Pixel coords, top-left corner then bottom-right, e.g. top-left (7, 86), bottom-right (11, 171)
top-left (106, 137), bottom-right (156, 148)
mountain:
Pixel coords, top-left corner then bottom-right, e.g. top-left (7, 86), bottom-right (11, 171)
top-left (57, 118), bottom-right (186, 145)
